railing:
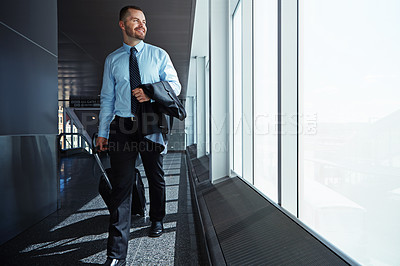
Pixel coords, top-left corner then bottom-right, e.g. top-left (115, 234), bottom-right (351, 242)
top-left (59, 132), bottom-right (92, 154)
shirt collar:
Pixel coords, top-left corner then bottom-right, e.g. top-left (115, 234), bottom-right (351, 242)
top-left (123, 41), bottom-right (145, 54)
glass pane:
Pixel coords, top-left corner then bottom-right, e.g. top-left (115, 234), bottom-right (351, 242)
top-left (73, 124), bottom-right (78, 148)
top-left (58, 106), bottom-right (64, 135)
top-left (299, 0), bottom-right (400, 264)
top-left (253, 0), bottom-right (278, 202)
top-left (66, 135), bottom-right (71, 149)
top-left (233, 1), bottom-right (243, 176)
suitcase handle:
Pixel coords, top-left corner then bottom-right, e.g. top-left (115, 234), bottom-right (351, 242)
top-left (92, 133), bottom-right (113, 190)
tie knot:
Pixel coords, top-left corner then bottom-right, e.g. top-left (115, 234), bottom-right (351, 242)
top-left (131, 47), bottom-right (137, 55)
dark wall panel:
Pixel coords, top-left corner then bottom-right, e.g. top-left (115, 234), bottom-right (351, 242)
top-left (0, 0), bottom-right (57, 54)
top-left (0, 25), bottom-right (58, 135)
top-left (0, 135), bottom-right (57, 245)
top-left (0, 1), bottom-right (58, 245)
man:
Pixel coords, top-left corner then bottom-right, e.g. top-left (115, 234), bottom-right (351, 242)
top-left (96, 5), bottom-right (181, 266)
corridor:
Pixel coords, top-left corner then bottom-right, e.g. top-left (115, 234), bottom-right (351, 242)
top-left (0, 153), bottom-right (198, 265)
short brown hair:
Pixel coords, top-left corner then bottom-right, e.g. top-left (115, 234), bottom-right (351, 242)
top-left (119, 6), bottom-right (144, 21)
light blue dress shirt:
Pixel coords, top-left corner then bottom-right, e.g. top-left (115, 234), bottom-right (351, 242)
top-left (98, 41), bottom-right (181, 153)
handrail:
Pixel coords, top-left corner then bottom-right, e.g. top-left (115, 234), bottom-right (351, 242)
top-left (60, 132), bottom-right (91, 145)
top-left (59, 132), bottom-right (92, 154)
top-left (64, 107), bottom-right (92, 144)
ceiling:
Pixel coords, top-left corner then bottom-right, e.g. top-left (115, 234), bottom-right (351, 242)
top-left (58, 0), bottom-right (195, 101)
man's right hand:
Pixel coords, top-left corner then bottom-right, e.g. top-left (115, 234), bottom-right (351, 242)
top-left (96, 137), bottom-right (108, 152)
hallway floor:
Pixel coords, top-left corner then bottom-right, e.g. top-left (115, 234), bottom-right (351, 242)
top-left (0, 152), bottom-right (198, 265)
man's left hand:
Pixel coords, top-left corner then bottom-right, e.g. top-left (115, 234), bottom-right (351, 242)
top-left (132, 88), bottom-right (150, 102)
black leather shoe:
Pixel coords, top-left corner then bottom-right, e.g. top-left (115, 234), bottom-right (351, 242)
top-left (149, 221), bottom-right (164, 237)
top-left (104, 258), bottom-right (126, 266)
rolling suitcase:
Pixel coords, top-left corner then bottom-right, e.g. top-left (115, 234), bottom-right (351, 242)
top-left (93, 134), bottom-right (146, 215)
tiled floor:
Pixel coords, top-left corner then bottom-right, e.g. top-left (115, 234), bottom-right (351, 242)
top-left (0, 152), bottom-right (198, 265)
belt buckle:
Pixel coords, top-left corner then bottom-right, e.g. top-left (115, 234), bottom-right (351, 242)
top-left (131, 117), bottom-right (135, 121)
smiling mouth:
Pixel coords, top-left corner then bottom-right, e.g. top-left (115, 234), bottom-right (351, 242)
top-left (136, 28), bottom-right (145, 34)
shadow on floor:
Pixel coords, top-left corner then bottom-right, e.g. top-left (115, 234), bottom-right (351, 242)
top-left (0, 152), bottom-right (198, 265)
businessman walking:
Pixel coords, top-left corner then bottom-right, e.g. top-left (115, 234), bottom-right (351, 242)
top-left (96, 5), bottom-right (181, 265)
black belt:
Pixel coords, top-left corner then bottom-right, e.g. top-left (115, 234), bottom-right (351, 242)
top-left (115, 115), bottom-right (137, 122)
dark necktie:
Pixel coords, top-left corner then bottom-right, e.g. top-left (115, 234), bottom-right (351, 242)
top-left (130, 47), bottom-right (141, 115)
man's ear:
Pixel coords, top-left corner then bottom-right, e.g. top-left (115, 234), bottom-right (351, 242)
top-left (118, 21), bottom-right (125, 30)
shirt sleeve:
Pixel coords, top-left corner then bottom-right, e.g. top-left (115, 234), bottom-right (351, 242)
top-left (98, 56), bottom-right (115, 139)
top-left (159, 51), bottom-right (181, 96)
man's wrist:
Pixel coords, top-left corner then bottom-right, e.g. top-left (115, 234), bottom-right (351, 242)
top-left (98, 131), bottom-right (109, 139)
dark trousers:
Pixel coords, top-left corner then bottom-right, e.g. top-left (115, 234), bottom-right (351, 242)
top-left (106, 116), bottom-right (165, 259)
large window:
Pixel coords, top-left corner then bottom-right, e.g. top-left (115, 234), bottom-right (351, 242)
top-left (299, 0), bottom-right (400, 264)
top-left (232, 1), bottom-right (243, 177)
top-left (253, 0), bottom-right (278, 202)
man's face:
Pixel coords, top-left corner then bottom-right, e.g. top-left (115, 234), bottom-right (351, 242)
top-left (121, 9), bottom-right (147, 40)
